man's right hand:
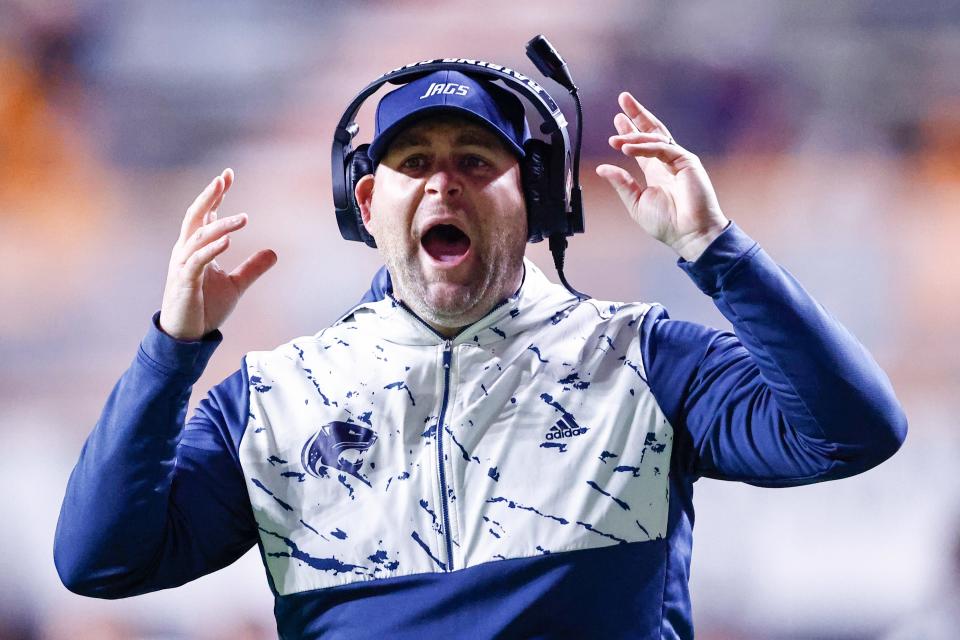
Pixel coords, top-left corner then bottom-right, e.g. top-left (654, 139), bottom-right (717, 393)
top-left (159, 168), bottom-right (278, 341)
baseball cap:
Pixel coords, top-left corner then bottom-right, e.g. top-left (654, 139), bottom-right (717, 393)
top-left (367, 69), bottom-right (531, 164)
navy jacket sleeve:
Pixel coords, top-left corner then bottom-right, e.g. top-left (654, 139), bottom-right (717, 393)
top-left (53, 314), bottom-right (259, 597)
top-left (640, 223), bottom-right (907, 486)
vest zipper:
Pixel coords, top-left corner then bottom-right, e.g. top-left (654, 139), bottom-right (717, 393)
top-left (435, 340), bottom-right (455, 570)
top-left (386, 294), bottom-right (517, 572)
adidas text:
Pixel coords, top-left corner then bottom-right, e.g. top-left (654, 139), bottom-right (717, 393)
top-left (544, 422), bottom-right (585, 440)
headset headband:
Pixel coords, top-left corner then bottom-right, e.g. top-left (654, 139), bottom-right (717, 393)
top-left (331, 58), bottom-right (573, 241)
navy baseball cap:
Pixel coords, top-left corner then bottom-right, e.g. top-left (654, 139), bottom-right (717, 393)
top-left (368, 69), bottom-right (531, 164)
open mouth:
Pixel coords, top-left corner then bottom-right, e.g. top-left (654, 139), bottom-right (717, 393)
top-left (421, 223), bottom-right (471, 264)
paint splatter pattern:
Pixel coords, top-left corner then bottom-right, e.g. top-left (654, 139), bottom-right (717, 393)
top-left (240, 260), bottom-right (672, 596)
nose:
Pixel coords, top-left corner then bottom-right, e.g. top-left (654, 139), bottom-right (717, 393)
top-left (424, 165), bottom-right (462, 199)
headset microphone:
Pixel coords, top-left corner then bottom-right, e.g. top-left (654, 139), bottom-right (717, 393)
top-left (525, 35), bottom-right (575, 91)
top-left (525, 35), bottom-right (586, 299)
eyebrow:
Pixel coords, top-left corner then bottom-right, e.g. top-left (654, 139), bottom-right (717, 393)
top-left (453, 130), bottom-right (504, 152)
top-left (387, 132), bottom-right (430, 153)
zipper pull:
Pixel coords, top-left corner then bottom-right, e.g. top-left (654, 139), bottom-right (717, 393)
top-left (443, 340), bottom-right (453, 369)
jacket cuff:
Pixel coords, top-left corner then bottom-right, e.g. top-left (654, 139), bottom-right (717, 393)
top-left (677, 221), bottom-right (761, 296)
top-left (137, 311), bottom-right (223, 379)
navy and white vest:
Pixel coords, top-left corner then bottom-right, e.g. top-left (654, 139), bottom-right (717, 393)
top-left (241, 259), bottom-right (671, 595)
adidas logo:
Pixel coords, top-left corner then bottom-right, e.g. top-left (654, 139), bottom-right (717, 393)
top-left (544, 418), bottom-right (585, 440)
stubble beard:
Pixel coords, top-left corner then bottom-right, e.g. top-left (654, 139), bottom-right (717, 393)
top-left (382, 229), bottom-right (525, 334)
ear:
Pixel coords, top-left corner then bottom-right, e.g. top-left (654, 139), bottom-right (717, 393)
top-left (355, 174), bottom-right (376, 235)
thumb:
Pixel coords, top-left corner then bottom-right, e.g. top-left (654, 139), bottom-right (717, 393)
top-left (229, 249), bottom-right (278, 295)
top-left (596, 164), bottom-right (645, 210)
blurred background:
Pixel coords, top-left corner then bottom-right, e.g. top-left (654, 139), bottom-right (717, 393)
top-left (2, 0), bottom-right (959, 638)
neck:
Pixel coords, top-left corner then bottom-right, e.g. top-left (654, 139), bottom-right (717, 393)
top-left (392, 264), bottom-right (525, 339)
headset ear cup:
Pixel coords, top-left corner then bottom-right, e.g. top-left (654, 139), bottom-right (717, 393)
top-left (521, 139), bottom-right (552, 243)
top-left (346, 143), bottom-right (377, 247)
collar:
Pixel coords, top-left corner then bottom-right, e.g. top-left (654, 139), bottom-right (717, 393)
top-left (338, 258), bottom-right (580, 346)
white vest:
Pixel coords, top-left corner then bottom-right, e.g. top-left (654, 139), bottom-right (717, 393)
top-left (242, 259), bottom-right (672, 595)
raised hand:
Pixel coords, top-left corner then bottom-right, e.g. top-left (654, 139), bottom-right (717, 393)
top-left (159, 169), bottom-right (278, 341)
top-left (596, 92), bottom-right (729, 262)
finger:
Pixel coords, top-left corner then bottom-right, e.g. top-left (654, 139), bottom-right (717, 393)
top-left (180, 175), bottom-right (224, 243)
top-left (619, 92), bottom-right (672, 138)
top-left (609, 130), bottom-right (671, 150)
top-left (209, 168), bottom-right (234, 219)
top-left (614, 112), bottom-right (636, 136)
top-left (596, 164), bottom-right (646, 208)
top-left (229, 249), bottom-right (278, 295)
top-left (620, 142), bottom-right (688, 175)
top-left (184, 235), bottom-right (231, 280)
top-left (179, 213), bottom-right (248, 263)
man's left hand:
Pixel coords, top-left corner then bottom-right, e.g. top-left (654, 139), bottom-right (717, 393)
top-left (596, 91), bottom-right (729, 262)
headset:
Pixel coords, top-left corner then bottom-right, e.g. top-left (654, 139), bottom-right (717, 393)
top-left (331, 36), bottom-right (587, 297)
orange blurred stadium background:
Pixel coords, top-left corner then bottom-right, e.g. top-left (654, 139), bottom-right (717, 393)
top-left (2, 1), bottom-right (959, 638)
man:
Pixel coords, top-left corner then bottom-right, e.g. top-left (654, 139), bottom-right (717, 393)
top-left (55, 69), bottom-right (906, 639)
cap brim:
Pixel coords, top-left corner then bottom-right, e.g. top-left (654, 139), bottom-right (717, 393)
top-left (368, 104), bottom-right (526, 164)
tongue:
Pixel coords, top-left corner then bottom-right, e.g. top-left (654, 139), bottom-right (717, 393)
top-left (422, 225), bottom-right (470, 263)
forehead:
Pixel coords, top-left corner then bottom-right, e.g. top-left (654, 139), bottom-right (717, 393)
top-left (384, 115), bottom-right (514, 156)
